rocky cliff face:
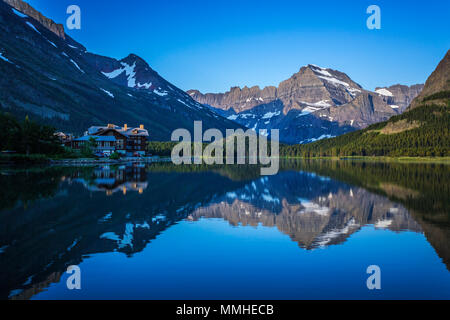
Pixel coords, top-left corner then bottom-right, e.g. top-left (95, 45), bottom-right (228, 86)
top-left (2, 0), bottom-right (65, 38)
top-left (408, 49), bottom-right (450, 109)
top-left (375, 84), bottom-right (424, 112)
top-left (189, 65), bottom-right (421, 144)
top-left (317, 91), bottom-right (401, 129)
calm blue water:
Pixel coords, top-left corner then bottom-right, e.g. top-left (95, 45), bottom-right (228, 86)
top-left (0, 161), bottom-right (449, 300)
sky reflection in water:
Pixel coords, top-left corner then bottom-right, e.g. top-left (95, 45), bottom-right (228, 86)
top-left (0, 160), bottom-right (449, 300)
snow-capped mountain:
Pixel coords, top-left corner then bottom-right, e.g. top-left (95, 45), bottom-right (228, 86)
top-left (85, 53), bottom-right (188, 100)
top-left (0, 0), bottom-right (242, 138)
top-left (188, 65), bottom-right (423, 144)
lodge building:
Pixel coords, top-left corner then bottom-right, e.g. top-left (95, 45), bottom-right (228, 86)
top-left (71, 124), bottom-right (149, 156)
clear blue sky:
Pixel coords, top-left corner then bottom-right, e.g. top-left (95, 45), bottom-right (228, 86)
top-left (27, 0), bottom-right (450, 93)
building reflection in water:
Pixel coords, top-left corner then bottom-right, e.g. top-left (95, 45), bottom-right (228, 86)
top-left (71, 164), bottom-right (148, 196)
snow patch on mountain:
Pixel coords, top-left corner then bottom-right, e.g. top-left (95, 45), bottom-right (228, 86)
top-left (0, 52), bottom-right (12, 63)
top-left (301, 100), bottom-right (332, 108)
top-left (100, 88), bottom-right (114, 98)
top-left (375, 88), bottom-right (393, 96)
top-left (154, 89), bottom-right (168, 96)
top-left (102, 62), bottom-right (160, 91)
top-left (262, 111), bottom-right (281, 119)
top-left (70, 59), bottom-right (84, 73)
top-left (348, 87), bottom-right (362, 96)
top-left (318, 75), bottom-right (350, 87)
top-left (300, 134), bottom-right (335, 144)
top-left (12, 8), bottom-right (27, 18)
top-left (25, 21), bottom-right (41, 34)
top-left (137, 82), bottom-right (152, 89)
top-left (309, 65), bottom-right (333, 77)
top-left (47, 39), bottom-right (57, 48)
top-left (102, 62), bottom-right (137, 87)
top-left (177, 98), bottom-right (194, 109)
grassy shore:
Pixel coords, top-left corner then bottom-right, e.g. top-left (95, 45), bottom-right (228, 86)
top-left (0, 154), bottom-right (51, 164)
top-left (279, 155), bottom-right (450, 164)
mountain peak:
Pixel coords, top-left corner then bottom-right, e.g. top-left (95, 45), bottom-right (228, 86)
top-left (306, 64), bottom-right (328, 70)
top-left (119, 53), bottom-right (155, 73)
top-left (122, 53), bottom-right (146, 63)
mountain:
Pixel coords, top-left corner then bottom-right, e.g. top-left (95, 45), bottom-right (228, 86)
top-left (189, 65), bottom-right (364, 114)
top-left (287, 50), bottom-right (450, 157)
top-left (188, 65), bottom-right (422, 144)
top-left (374, 84), bottom-right (424, 112)
top-left (408, 50), bottom-right (450, 110)
top-left (0, 0), bottom-right (242, 139)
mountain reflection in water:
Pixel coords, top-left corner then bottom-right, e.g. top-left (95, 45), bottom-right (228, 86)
top-left (0, 160), bottom-right (448, 299)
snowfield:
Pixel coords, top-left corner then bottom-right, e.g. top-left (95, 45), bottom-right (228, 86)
top-left (102, 62), bottom-right (137, 88)
top-left (102, 62), bottom-right (156, 90)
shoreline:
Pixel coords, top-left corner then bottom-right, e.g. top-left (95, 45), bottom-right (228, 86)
top-left (2, 154), bottom-right (450, 166)
top-left (0, 154), bottom-right (168, 165)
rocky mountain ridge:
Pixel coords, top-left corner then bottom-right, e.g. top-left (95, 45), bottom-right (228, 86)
top-left (189, 65), bottom-right (423, 144)
top-left (3, 0), bottom-right (65, 38)
top-left (375, 84), bottom-right (424, 112)
top-left (189, 64), bottom-right (364, 115)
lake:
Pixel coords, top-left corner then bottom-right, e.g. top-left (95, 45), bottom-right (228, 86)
top-left (0, 159), bottom-right (449, 300)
